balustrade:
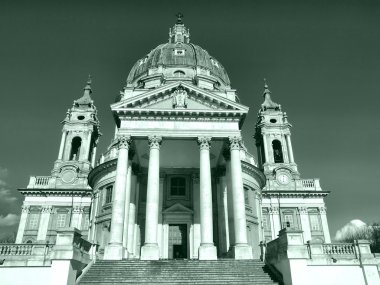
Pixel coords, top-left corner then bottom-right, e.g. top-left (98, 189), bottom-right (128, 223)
top-left (322, 243), bottom-right (356, 255)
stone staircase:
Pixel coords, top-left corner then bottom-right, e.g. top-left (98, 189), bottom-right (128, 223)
top-left (78, 259), bottom-right (280, 284)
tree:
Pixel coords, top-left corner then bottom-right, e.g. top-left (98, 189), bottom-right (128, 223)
top-left (336, 223), bottom-right (380, 253)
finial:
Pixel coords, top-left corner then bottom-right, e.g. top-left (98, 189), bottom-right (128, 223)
top-left (263, 78), bottom-right (270, 93)
top-left (176, 12), bottom-right (184, 24)
top-left (84, 75), bottom-right (92, 92)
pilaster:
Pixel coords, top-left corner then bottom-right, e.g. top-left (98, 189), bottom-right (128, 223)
top-left (15, 205), bottom-right (30, 243)
top-left (37, 206), bottom-right (53, 241)
top-left (319, 206), bottom-right (331, 243)
top-left (298, 207), bottom-right (311, 242)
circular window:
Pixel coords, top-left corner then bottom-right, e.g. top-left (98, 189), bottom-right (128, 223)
top-left (77, 116), bottom-right (85, 120)
top-left (270, 119), bottom-right (277, 123)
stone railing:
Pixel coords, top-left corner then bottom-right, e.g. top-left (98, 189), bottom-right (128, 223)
top-left (27, 176), bottom-right (56, 189)
top-left (97, 146), bottom-right (118, 165)
top-left (0, 243), bottom-right (53, 266)
top-left (264, 230), bottom-right (380, 285)
top-left (322, 243), bottom-right (356, 256)
top-left (300, 179), bottom-right (321, 190)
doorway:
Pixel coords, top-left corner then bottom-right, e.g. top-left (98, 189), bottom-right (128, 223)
top-left (168, 224), bottom-right (187, 259)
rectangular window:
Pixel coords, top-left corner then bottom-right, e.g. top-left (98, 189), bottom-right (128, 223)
top-left (244, 187), bottom-right (249, 205)
top-left (83, 214), bottom-right (90, 230)
top-left (56, 213), bottom-right (66, 228)
top-left (105, 186), bottom-right (113, 204)
top-left (283, 214), bottom-right (294, 228)
top-left (170, 177), bottom-right (186, 196)
top-left (309, 214), bottom-right (321, 231)
top-left (28, 214), bottom-right (39, 229)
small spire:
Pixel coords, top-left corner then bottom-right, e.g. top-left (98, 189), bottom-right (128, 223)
top-left (84, 74), bottom-right (92, 92)
top-left (263, 78), bottom-right (270, 97)
top-left (261, 78), bottom-right (280, 111)
top-left (75, 75), bottom-right (93, 107)
top-left (176, 12), bottom-right (184, 24)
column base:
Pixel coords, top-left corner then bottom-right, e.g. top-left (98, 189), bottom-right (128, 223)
top-left (198, 244), bottom-right (217, 260)
top-left (141, 243), bottom-right (160, 260)
top-left (230, 244), bottom-right (253, 260)
top-left (104, 244), bottom-right (124, 260)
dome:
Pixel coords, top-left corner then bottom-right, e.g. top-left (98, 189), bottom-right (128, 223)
top-left (126, 18), bottom-right (230, 88)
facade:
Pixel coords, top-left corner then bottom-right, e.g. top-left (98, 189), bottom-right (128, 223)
top-left (15, 17), bottom-right (331, 262)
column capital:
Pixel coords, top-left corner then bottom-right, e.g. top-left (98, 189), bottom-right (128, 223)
top-left (298, 207), bottom-right (308, 215)
top-left (148, 135), bottom-right (162, 149)
top-left (198, 136), bottom-right (212, 150)
top-left (118, 135), bottom-right (132, 149)
top-left (41, 205), bottom-right (53, 213)
top-left (269, 206), bottom-right (279, 215)
top-left (319, 206), bottom-right (327, 214)
top-left (21, 205), bottom-right (30, 213)
top-left (228, 135), bottom-right (242, 150)
top-left (73, 206), bottom-right (85, 213)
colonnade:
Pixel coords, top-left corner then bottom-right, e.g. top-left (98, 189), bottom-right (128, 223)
top-left (104, 135), bottom-right (253, 260)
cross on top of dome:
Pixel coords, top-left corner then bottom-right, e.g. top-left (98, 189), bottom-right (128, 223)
top-left (169, 13), bottom-right (190, 44)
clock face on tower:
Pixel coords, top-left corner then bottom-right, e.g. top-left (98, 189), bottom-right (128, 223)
top-left (277, 173), bottom-right (290, 185)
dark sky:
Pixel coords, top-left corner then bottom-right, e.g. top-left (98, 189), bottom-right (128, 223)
top-left (0, 0), bottom-right (379, 239)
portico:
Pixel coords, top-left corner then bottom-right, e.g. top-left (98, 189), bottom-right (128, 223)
top-left (104, 132), bottom-right (253, 260)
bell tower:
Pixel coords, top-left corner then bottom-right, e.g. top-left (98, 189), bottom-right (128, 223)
top-left (51, 76), bottom-right (101, 188)
top-left (254, 80), bottom-right (298, 177)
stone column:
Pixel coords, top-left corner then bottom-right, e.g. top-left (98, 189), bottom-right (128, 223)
top-left (70, 206), bottom-right (84, 230)
top-left (197, 137), bottom-right (217, 260)
top-left (262, 133), bottom-right (269, 163)
top-left (15, 205), bottom-right (30, 243)
top-left (58, 131), bottom-right (67, 160)
top-left (37, 206), bottom-right (53, 241)
top-left (223, 150), bottom-right (235, 247)
top-left (104, 135), bottom-right (131, 260)
top-left (319, 207), bottom-right (331, 243)
top-left (269, 206), bottom-right (281, 239)
top-left (157, 175), bottom-right (165, 258)
top-left (122, 159), bottom-right (133, 257)
top-left (141, 135), bottom-right (162, 260)
top-left (228, 136), bottom-right (253, 259)
top-left (286, 134), bottom-right (294, 163)
top-left (133, 177), bottom-right (141, 257)
top-left (216, 175), bottom-right (229, 254)
top-left (298, 207), bottom-right (311, 242)
top-left (91, 146), bottom-right (97, 167)
top-left (127, 172), bottom-right (137, 256)
top-left (192, 174), bottom-right (201, 259)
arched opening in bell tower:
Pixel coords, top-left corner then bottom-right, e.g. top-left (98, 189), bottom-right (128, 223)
top-left (272, 140), bottom-right (284, 163)
top-left (70, 137), bottom-right (82, 161)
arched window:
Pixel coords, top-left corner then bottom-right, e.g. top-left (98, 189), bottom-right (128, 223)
top-left (70, 137), bottom-right (82, 161)
top-left (173, 70), bottom-right (185, 77)
top-left (272, 140), bottom-right (284, 163)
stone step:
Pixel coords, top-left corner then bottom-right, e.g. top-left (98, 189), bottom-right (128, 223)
top-left (78, 259), bottom-right (279, 285)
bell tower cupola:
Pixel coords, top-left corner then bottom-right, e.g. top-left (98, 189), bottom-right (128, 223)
top-left (254, 80), bottom-right (298, 176)
top-left (51, 76), bottom-right (101, 186)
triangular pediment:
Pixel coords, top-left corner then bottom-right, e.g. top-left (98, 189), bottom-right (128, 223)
top-left (162, 203), bottom-right (193, 214)
top-left (111, 81), bottom-right (249, 114)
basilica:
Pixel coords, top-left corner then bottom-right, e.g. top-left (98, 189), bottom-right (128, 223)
top-left (3, 16), bottom-right (379, 285)
top-left (15, 16), bottom-right (330, 261)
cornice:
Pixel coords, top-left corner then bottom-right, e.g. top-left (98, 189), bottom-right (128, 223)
top-left (262, 190), bottom-right (330, 198)
top-left (241, 161), bottom-right (266, 188)
top-left (18, 188), bottom-right (92, 197)
top-left (88, 159), bottom-right (118, 188)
